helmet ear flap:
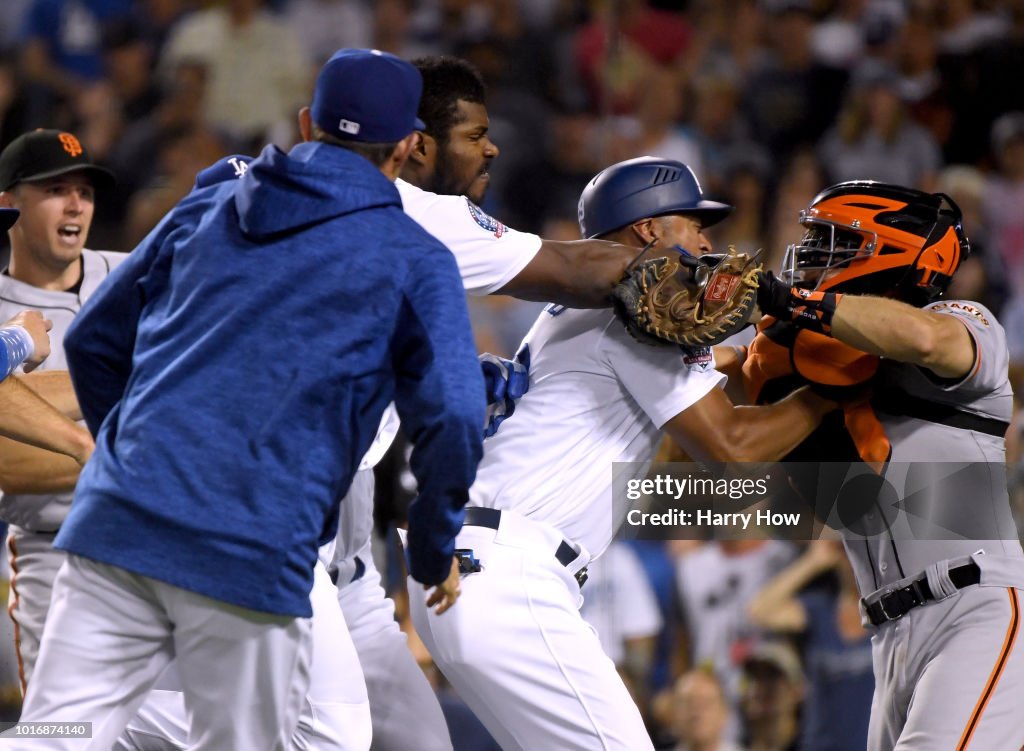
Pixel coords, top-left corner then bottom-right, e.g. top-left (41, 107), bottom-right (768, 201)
top-left (902, 195), bottom-right (968, 303)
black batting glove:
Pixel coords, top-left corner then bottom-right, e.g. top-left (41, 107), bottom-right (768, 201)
top-left (756, 271), bottom-right (843, 335)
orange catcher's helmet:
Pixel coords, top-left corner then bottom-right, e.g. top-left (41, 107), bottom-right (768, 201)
top-left (781, 181), bottom-right (970, 306)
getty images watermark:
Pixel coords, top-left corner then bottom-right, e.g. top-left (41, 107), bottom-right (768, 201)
top-left (624, 474), bottom-right (800, 531)
top-left (612, 461), bottom-right (1019, 542)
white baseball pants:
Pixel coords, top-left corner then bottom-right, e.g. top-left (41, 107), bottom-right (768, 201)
top-left (409, 514), bottom-right (654, 751)
top-left (113, 560), bottom-right (372, 751)
top-left (14, 554), bottom-right (312, 751)
top-left (338, 546), bottom-right (453, 751)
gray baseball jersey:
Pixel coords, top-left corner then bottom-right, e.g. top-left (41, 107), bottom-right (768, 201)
top-left (0, 249), bottom-right (124, 689)
top-left (836, 299), bottom-right (1024, 751)
top-left (841, 299), bottom-right (1023, 596)
top-left (0, 249), bottom-right (125, 532)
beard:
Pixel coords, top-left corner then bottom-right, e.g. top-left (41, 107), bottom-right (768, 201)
top-left (429, 152), bottom-right (488, 204)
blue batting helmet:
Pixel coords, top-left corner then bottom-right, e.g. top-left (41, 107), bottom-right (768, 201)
top-left (578, 156), bottom-right (733, 239)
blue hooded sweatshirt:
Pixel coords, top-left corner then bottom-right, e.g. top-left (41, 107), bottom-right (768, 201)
top-left (60, 142), bottom-right (486, 617)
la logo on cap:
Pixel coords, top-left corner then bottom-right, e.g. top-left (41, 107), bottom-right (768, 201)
top-left (338, 119), bottom-right (360, 136)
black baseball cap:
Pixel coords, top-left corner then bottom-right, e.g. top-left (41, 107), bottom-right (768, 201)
top-left (0, 130), bottom-right (115, 192)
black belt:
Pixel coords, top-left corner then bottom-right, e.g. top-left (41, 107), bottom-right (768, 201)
top-left (864, 562), bottom-right (981, 626)
top-left (462, 507), bottom-right (589, 588)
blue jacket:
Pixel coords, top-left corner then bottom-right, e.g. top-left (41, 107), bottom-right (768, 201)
top-left (60, 142), bottom-right (485, 616)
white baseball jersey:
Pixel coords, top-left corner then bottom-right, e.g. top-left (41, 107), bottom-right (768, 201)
top-left (0, 249), bottom-right (125, 532)
top-left (469, 306), bottom-right (725, 559)
top-left (396, 178), bottom-right (541, 296)
top-left (410, 305), bottom-right (724, 751)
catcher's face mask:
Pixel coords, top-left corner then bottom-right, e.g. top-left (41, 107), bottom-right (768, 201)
top-left (781, 181), bottom-right (968, 305)
top-left (781, 218), bottom-right (873, 290)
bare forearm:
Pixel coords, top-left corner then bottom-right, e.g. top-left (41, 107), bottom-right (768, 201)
top-left (497, 239), bottom-right (636, 308)
top-left (0, 377), bottom-right (93, 464)
top-left (830, 295), bottom-right (974, 378)
top-left (719, 388), bottom-right (834, 463)
top-left (665, 386), bottom-right (834, 464)
top-left (0, 436), bottom-right (81, 493)
top-left (714, 344), bottom-right (750, 405)
top-left (17, 371), bottom-right (82, 420)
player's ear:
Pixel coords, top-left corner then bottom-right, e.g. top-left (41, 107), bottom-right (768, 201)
top-left (297, 107), bottom-right (314, 142)
top-left (394, 133), bottom-right (418, 163)
top-left (0, 192), bottom-right (12, 209)
top-left (385, 133), bottom-right (420, 180)
top-left (630, 218), bottom-right (657, 245)
top-left (408, 131), bottom-right (434, 167)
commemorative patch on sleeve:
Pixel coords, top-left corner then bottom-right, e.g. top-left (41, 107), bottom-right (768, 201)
top-left (467, 200), bottom-right (506, 238)
top-left (682, 345), bottom-right (713, 371)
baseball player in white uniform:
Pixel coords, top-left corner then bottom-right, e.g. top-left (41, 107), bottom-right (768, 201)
top-left (0, 129), bottom-right (121, 690)
top-left (408, 156), bottom-right (837, 751)
top-left (747, 180), bottom-right (1024, 750)
top-left (326, 56), bottom-right (639, 751)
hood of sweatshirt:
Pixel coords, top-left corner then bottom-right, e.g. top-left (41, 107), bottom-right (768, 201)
top-left (235, 141), bottom-right (401, 239)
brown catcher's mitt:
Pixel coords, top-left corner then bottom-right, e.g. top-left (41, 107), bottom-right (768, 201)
top-left (613, 246), bottom-right (762, 347)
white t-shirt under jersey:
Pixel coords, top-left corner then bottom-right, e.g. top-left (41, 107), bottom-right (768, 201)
top-left (469, 305), bottom-right (725, 559)
top-left (396, 178), bottom-right (542, 296)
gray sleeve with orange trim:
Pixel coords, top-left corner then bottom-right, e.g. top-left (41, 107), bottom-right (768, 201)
top-left (880, 299), bottom-right (1013, 423)
top-left (923, 300), bottom-right (1010, 395)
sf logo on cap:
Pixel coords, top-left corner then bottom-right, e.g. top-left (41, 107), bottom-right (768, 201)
top-left (59, 133), bottom-right (83, 157)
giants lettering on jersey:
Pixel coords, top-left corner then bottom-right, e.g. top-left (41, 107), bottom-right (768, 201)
top-left (467, 200), bottom-right (506, 238)
top-left (930, 301), bottom-right (990, 326)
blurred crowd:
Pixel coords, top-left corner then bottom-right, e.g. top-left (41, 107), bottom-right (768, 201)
top-left (1, 0), bottom-right (1021, 380)
top-left (0, 0), bottom-right (1023, 748)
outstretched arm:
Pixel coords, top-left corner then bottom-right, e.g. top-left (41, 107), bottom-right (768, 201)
top-left (0, 372), bottom-right (86, 493)
top-left (758, 274), bottom-right (975, 380)
top-left (829, 295), bottom-right (974, 379)
top-left (18, 371), bottom-right (81, 420)
top-left (747, 540), bottom-right (845, 632)
top-left (497, 239), bottom-right (637, 308)
top-left (664, 385), bottom-right (834, 465)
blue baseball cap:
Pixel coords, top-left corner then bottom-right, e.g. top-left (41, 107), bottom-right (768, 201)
top-left (311, 48), bottom-right (426, 143)
top-left (0, 208), bottom-right (17, 231)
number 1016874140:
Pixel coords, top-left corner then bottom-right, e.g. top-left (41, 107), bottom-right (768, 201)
top-left (0, 722), bottom-right (92, 738)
